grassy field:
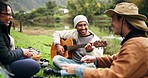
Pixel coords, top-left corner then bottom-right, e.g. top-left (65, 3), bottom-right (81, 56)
top-left (10, 26), bottom-right (121, 78)
top-left (11, 26), bottom-right (79, 78)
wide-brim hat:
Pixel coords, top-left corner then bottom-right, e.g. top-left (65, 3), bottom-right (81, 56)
top-left (126, 16), bottom-right (148, 31)
top-left (105, 2), bottom-right (148, 31)
top-left (105, 2), bottom-right (147, 21)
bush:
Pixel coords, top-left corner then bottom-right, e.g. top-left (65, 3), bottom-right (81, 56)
top-left (104, 38), bottom-right (122, 55)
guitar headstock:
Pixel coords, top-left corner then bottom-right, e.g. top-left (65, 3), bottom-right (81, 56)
top-left (93, 40), bottom-right (107, 47)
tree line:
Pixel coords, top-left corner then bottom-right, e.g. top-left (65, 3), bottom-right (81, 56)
top-left (3, 0), bottom-right (148, 28)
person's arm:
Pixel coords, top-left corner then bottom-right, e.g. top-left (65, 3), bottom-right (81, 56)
top-left (52, 29), bottom-right (77, 55)
top-left (0, 41), bottom-right (23, 65)
top-left (75, 65), bottom-right (85, 78)
top-left (0, 36), bottom-right (34, 65)
top-left (82, 39), bottom-right (146, 78)
top-left (86, 31), bottom-right (104, 56)
top-left (52, 29), bottom-right (77, 45)
top-left (61, 64), bottom-right (85, 78)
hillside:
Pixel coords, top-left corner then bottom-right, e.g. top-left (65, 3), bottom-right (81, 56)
top-left (6, 0), bottom-right (113, 12)
top-left (7, 0), bottom-right (67, 12)
top-left (8, 0), bottom-right (48, 12)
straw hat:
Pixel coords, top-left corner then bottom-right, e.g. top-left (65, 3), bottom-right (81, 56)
top-left (105, 2), bottom-right (148, 31)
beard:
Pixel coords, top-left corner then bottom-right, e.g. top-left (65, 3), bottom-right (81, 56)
top-left (77, 29), bottom-right (88, 36)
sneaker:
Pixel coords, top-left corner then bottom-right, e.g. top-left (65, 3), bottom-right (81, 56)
top-left (39, 59), bottom-right (49, 67)
top-left (43, 67), bottom-right (61, 76)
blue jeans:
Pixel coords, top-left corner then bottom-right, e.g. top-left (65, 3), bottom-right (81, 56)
top-left (52, 55), bottom-right (96, 76)
top-left (9, 57), bottom-right (41, 78)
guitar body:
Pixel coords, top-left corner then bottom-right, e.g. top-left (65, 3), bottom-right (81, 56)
top-left (50, 38), bottom-right (73, 59)
top-left (50, 38), bottom-right (107, 59)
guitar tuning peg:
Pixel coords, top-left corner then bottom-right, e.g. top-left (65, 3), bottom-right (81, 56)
top-left (93, 40), bottom-right (108, 47)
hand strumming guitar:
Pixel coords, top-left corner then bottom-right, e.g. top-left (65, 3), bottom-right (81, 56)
top-left (55, 44), bottom-right (65, 56)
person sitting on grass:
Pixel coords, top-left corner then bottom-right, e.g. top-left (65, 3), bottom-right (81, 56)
top-left (0, 1), bottom-right (40, 78)
top-left (44, 15), bottom-right (106, 76)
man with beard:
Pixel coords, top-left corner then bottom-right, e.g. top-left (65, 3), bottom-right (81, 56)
top-left (44, 15), bottom-right (104, 76)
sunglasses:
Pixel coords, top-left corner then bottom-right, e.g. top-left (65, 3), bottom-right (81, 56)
top-left (0, 13), bottom-right (12, 16)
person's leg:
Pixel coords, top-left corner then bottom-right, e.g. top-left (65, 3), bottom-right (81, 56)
top-left (53, 56), bottom-right (96, 76)
top-left (81, 62), bottom-right (96, 68)
top-left (45, 55), bottom-right (76, 76)
top-left (52, 55), bottom-right (75, 69)
top-left (10, 58), bottom-right (40, 78)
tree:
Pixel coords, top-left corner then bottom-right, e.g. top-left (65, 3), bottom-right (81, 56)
top-left (13, 10), bottom-right (25, 32)
top-left (46, 0), bottom-right (57, 15)
top-left (67, 0), bottom-right (104, 23)
top-left (136, 0), bottom-right (148, 18)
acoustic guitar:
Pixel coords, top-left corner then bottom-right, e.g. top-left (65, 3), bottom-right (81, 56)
top-left (50, 38), bottom-right (107, 59)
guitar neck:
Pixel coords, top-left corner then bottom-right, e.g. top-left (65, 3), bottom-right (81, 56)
top-left (67, 44), bottom-right (87, 51)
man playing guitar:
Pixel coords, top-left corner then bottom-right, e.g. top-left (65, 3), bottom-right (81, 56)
top-left (44, 15), bottom-right (106, 76)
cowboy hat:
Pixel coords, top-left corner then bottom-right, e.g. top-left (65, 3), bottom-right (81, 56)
top-left (105, 2), bottom-right (147, 21)
top-left (105, 2), bottom-right (148, 31)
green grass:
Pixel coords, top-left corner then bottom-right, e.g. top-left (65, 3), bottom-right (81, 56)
top-left (11, 30), bottom-right (51, 77)
top-left (10, 26), bottom-right (121, 78)
top-left (10, 29), bottom-right (78, 78)
top-left (11, 30), bottom-right (52, 60)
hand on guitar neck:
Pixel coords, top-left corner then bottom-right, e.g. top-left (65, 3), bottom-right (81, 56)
top-left (50, 38), bottom-right (108, 59)
top-left (85, 40), bottom-right (107, 52)
top-left (92, 40), bottom-right (108, 47)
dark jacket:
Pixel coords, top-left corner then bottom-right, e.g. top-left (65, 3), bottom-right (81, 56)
top-left (0, 21), bottom-right (23, 65)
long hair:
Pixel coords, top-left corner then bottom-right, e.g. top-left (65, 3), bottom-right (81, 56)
top-left (0, 1), bottom-right (7, 13)
top-left (126, 20), bottom-right (148, 37)
top-left (0, 1), bottom-right (12, 34)
top-left (116, 14), bottom-right (148, 37)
